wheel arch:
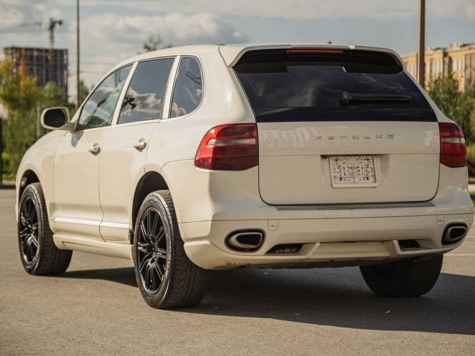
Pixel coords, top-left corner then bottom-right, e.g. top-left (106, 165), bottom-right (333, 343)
top-left (18, 169), bottom-right (41, 204)
top-left (130, 171), bottom-right (169, 243)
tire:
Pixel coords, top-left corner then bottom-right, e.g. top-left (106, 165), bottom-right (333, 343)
top-left (360, 254), bottom-right (443, 297)
top-left (18, 183), bottom-right (72, 275)
top-left (133, 190), bottom-right (209, 309)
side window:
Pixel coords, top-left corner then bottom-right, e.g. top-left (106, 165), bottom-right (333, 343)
top-left (77, 65), bottom-right (132, 130)
top-left (118, 58), bottom-right (174, 125)
top-left (170, 57), bottom-right (203, 118)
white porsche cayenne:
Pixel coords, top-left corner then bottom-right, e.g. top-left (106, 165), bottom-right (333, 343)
top-left (16, 44), bottom-right (474, 309)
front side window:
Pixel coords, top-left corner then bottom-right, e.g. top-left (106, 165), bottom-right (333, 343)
top-left (77, 65), bottom-right (132, 130)
top-left (118, 58), bottom-right (174, 125)
top-left (170, 57), bottom-right (203, 118)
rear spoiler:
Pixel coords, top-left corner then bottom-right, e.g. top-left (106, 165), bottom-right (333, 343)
top-left (218, 44), bottom-right (405, 69)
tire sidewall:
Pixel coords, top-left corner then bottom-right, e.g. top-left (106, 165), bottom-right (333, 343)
top-left (133, 193), bottom-right (175, 307)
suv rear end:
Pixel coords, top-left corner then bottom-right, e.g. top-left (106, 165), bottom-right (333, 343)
top-left (162, 45), bottom-right (473, 298)
top-left (17, 44), bottom-right (473, 308)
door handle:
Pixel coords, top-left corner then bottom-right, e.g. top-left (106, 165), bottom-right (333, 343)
top-left (133, 139), bottom-right (147, 151)
top-left (88, 143), bottom-right (101, 155)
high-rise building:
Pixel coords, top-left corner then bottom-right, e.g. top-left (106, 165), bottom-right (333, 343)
top-left (3, 46), bottom-right (68, 99)
top-left (402, 43), bottom-right (475, 91)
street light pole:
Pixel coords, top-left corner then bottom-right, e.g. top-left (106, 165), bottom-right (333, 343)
top-left (76, 0), bottom-right (80, 109)
top-left (418, 0), bottom-right (425, 87)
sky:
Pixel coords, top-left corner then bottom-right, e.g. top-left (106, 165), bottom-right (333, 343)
top-left (0, 0), bottom-right (474, 102)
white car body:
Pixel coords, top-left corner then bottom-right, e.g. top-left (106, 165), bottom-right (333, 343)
top-left (15, 44), bottom-right (474, 307)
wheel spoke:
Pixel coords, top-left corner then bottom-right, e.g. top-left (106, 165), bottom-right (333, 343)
top-left (149, 263), bottom-right (158, 290)
top-left (139, 254), bottom-right (153, 274)
top-left (30, 234), bottom-right (39, 248)
top-left (150, 212), bottom-right (159, 239)
top-left (20, 212), bottom-right (28, 227)
top-left (22, 242), bottom-right (30, 259)
top-left (27, 240), bottom-right (36, 260)
top-left (140, 220), bottom-right (148, 240)
top-left (146, 209), bottom-right (153, 238)
top-left (153, 261), bottom-right (164, 281)
top-left (26, 200), bottom-right (36, 221)
top-left (137, 242), bottom-right (152, 253)
top-left (155, 225), bottom-right (165, 244)
top-left (19, 228), bottom-right (29, 240)
top-left (144, 263), bottom-right (151, 288)
top-left (156, 247), bottom-right (167, 260)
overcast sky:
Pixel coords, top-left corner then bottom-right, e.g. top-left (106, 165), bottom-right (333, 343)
top-left (1, 0), bottom-right (474, 101)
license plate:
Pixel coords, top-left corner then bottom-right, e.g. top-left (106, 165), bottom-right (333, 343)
top-left (329, 156), bottom-right (377, 188)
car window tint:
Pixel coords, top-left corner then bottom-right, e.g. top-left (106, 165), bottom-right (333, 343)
top-left (78, 65), bottom-right (132, 130)
top-left (118, 58), bottom-right (174, 124)
top-left (170, 57), bottom-right (203, 118)
top-left (234, 50), bottom-right (436, 123)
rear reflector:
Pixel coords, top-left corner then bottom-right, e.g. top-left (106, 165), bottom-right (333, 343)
top-left (195, 124), bottom-right (258, 171)
top-left (439, 122), bottom-right (467, 168)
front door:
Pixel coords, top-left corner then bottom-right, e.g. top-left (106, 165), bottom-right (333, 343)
top-left (53, 65), bottom-right (133, 240)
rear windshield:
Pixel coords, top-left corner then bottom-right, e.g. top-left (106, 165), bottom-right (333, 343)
top-left (234, 49), bottom-right (436, 122)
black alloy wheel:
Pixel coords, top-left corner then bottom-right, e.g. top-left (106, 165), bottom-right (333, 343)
top-left (136, 207), bottom-right (168, 294)
top-left (17, 183), bottom-right (72, 275)
top-left (19, 195), bottom-right (39, 266)
top-left (133, 190), bottom-right (209, 309)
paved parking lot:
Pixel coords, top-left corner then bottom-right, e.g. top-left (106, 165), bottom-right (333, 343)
top-left (0, 189), bottom-right (474, 355)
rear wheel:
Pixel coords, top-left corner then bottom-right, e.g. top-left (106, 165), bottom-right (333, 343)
top-left (18, 183), bottom-right (72, 275)
top-left (133, 190), bottom-right (209, 309)
top-left (360, 254), bottom-right (443, 297)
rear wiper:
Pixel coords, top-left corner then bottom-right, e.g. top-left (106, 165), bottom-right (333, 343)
top-left (340, 91), bottom-right (412, 105)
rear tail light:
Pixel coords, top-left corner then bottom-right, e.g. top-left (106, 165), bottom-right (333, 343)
top-left (195, 124), bottom-right (258, 170)
top-left (439, 122), bottom-right (467, 168)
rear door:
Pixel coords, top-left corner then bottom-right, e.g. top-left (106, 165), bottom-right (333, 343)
top-left (99, 58), bottom-right (175, 242)
top-left (233, 49), bottom-right (439, 205)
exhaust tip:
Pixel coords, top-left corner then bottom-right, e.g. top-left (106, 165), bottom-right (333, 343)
top-left (442, 224), bottom-right (468, 245)
top-left (226, 230), bottom-right (265, 252)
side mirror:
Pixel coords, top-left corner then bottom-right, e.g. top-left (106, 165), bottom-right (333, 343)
top-left (41, 107), bottom-right (75, 131)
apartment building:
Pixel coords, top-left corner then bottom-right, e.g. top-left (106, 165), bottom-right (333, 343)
top-left (403, 43), bottom-right (475, 91)
top-left (3, 46), bottom-right (68, 99)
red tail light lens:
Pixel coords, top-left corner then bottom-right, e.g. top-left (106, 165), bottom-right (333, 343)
top-left (195, 124), bottom-right (258, 171)
top-left (439, 122), bottom-right (467, 168)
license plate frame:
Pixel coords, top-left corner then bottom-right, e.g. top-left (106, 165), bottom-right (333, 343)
top-left (329, 155), bottom-right (378, 188)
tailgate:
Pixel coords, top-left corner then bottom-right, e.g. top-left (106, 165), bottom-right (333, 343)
top-left (233, 47), bottom-right (440, 205)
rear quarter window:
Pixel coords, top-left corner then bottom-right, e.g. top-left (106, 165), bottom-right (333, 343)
top-left (170, 57), bottom-right (203, 118)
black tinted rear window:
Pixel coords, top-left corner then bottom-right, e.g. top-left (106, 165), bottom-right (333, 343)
top-left (234, 49), bottom-right (436, 122)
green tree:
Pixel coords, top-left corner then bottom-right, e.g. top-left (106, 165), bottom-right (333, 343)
top-left (143, 33), bottom-right (172, 52)
top-left (429, 72), bottom-right (475, 144)
top-left (42, 81), bottom-right (68, 108)
top-left (0, 60), bottom-right (42, 177)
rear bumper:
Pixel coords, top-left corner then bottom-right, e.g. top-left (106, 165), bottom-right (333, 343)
top-left (181, 212), bottom-right (474, 269)
top-left (163, 161), bottom-right (474, 269)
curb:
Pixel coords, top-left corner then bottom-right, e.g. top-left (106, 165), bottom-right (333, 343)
top-left (0, 181), bottom-right (15, 190)
top-left (0, 185), bottom-right (15, 190)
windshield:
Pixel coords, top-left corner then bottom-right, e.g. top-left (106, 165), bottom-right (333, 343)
top-left (234, 49), bottom-right (436, 123)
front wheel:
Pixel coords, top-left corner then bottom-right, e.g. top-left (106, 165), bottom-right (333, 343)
top-left (18, 183), bottom-right (72, 275)
top-left (133, 190), bottom-right (209, 309)
top-left (360, 254), bottom-right (443, 297)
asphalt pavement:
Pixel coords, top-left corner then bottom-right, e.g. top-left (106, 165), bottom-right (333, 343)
top-left (0, 189), bottom-right (474, 355)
